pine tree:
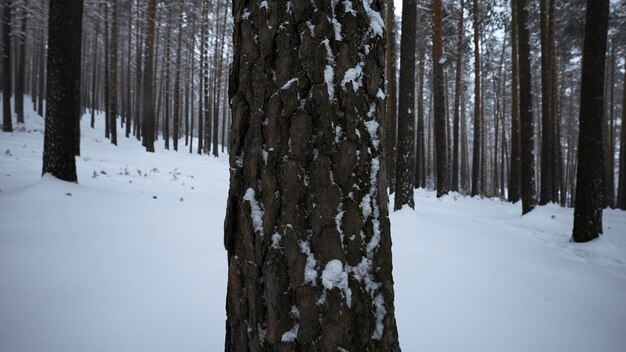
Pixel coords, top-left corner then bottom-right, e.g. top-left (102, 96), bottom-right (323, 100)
top-left (141, 0), bottom-right (157, 153)
top-left (516, 0), bottom-right (537, 214)
top-left (2, 0), bottom-right (12, 132)
top-left (471, 0), bottom-right (481, 197)
top-left (394, 0), bottom-right (418, 210)
top-left (225, 1), bottom-right (400, 349)
top-left (572, 0), bottom-right (609, 242)
top-left (42, 0), bottom-right (84, 182)
top-left (432, 0), bottom-right (449, 197)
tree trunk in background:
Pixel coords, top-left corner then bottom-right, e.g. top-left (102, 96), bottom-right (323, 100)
top-left (125, 1), bottom-right (133, 139)
top-left (385, 0), bottom-right (397, 194)
top-left (109, 0), bottom-right (119, 146)
top-left (15, 1), bottom-right (27, 124)
top-left (104, 4), bottom-right (111, 140)
top-left (604, 41), bottom-right (616, 208)
top-left (2, 0), bottom-right (12, 132)
top-left (539, 0), bottom-right (552, 205)
top-left (415, 36), bottom-right (426, 189)
top-left (432, 0), bottom-right (448, 198)
top-left (197, 0), bottom-right (207, 155)
top-left (471, 0), bottom-right (481, 197)
top-left (42, 0), bottom-right (84, 182)
top-left (173, 0), bottom-right (183, 152)
top-left (225, 1), bottom-right (401, 350)
top-left (460, 89), bottom-right (469, 192)
top-left (516, 0), bottom-right (537, 215)
top-left (37, 22), bottom-right (45, 117)
top-left (141, 0), bottom-right (157, 152)
top-left (212, 0), bottom-right (228, 157)
top-left (91, 12), bottom-right (99, 129)
top-left (572, 0), bottom-right (609, 242)
top-left (509, 0), bottom-right (521, 203)
top-left (549, 0), bottom-right (561, 203)
top-left (451, 0), bottom-right (464, 192)
top-left (394, 0), bottom-right (417, 210)
top-left (617, 66), bottom-right (626, 210)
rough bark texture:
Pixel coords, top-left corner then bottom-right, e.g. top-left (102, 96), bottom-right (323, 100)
top-left (15, 1), bottom-right (26, 124)
top-left (516, 0), bottom-right (537, 214)
top-left (385, 0), bottom-right (397, 194)
top-left (572, 0), bottom-right (609, 242)
top-left (142, 0), bottom-right (157, 152)
top-left (394, 0), bottom-right (417, 210)
top-left (508, 0), bottom-right (520, 203)
top-left (432, 0), bottom-right (448, 198)
top-left (2, 0), bottom-right (12, 132)
top-left (225, 1), bottom-right (401, 350)
top-left (42, 0), bottom-right (83, 182)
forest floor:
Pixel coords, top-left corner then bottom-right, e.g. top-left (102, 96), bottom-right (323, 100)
top-left (1, 103), bottom-right (625, 352)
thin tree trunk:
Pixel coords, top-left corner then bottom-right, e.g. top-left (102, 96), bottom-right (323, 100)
top-left (386, 0), bottom-right (398, 194)
top-left (109, 0), bottom-right (119, 145)
top-left (471, 0), bottom-right (481, 197)
top-left (415, 35), bottom-right (426, 189)
top-left (433, 0), bottom-right (449, 197)
top-left (617, 63), bottom-right (626, 210)
top-left (15, 1), bottom-right (27, 124)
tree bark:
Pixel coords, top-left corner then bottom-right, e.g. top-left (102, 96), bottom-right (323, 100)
top-left (451, 0), bottom-right (464, 192)
top-left (42, 0), bottom-right (84, 182)
top-left (385, 0), bottom-right (397, 194)
top-left (509, 0), bottom-right (521, 203)
top-left (394, 0), bottom-right (417, 210)
top-left (2, 0), bottom-right (12, 132)
top-left (15, 1), bottom-right (27, 124)
top-left (415, 35), bottom-right (426, 189)
top-left (617, 64), bottom-right (626, 210)
top-left (141, 0), bottom-right (157, 152)
top-left (432, 0), bottom-right (448, 197)
top-left (516, 0), bottom-right (537, 214)
top-left (572, 0), bottom-right (609, 242)
top-left (539, 0), bottom-right (552, 205)
top-left (225, 1), bottom-right (401, 350)
top-left (109, 0), bottom-right (119, 145)
top-left (471, 0), bottom-right (481, 197)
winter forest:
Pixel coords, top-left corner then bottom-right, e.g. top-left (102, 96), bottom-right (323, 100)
top-left (1, 0), bottom-right (625, 351)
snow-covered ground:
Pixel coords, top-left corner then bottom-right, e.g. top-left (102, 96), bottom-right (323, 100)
top-left (1, 102), bottom-right (625, 352)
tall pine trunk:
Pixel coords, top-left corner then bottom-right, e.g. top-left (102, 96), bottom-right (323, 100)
top-left (432, 0), bottom-right (449, 197)
top-left (141, 0), bottom-right (157, 152)
top-left (572, 0), bottom-right (609, 242)
top-left (385, 0), bottom-right (397, 194)
top-left (42, 0), bottom-right (84, 182)
top-left (471, 0), bottom-right (481, 197)
top-left (2, 0), bottom-right (12, 132)
top-left (394, 0), bottom-right (417, 210)
top-left (516, 0), bottom-right (537, 214)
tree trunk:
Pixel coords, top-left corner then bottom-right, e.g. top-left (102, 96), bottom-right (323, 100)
top-left (572, 0), bottom-right (609, 242)
top-left (451, 0), bottom-right (464, 192)
top-left (109, 0), bottom-right (119, 145)
top-left (173, 0), bottom-right (183, 152)
top-left (15, 1), bottom-right (27, 124)
top-left (141, 0), bottom-right (157, 152)
top-left (539, 0), bottom-right (552, 205)
top-left (42, 0), bottom-right (84, 182)
top-left (604, 40), bottom-right (616, 208)
top-left (415, 36), bottom-right (426, 189)
top-left (516, 0), bottom-right (537, 214)
top-left (617, 65), bottom-right (626, 210)
top-left (509, 0), bottom-right (521, 203)
top-left (471, 0), bottom-right (481, 197)
top-left (225, 1), bottom-right (401, 350)
top-left (2, 0), bottom-right (12, 132)
top-left (385, 0), bottom-right (397, 194)
top-left (432, 0), bottom-right (449, 197)
top-left (394, 0), bottom-right (417, 210)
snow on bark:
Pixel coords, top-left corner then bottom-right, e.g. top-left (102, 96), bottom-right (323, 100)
top-left (243, 188), bottom-right (264, 237)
